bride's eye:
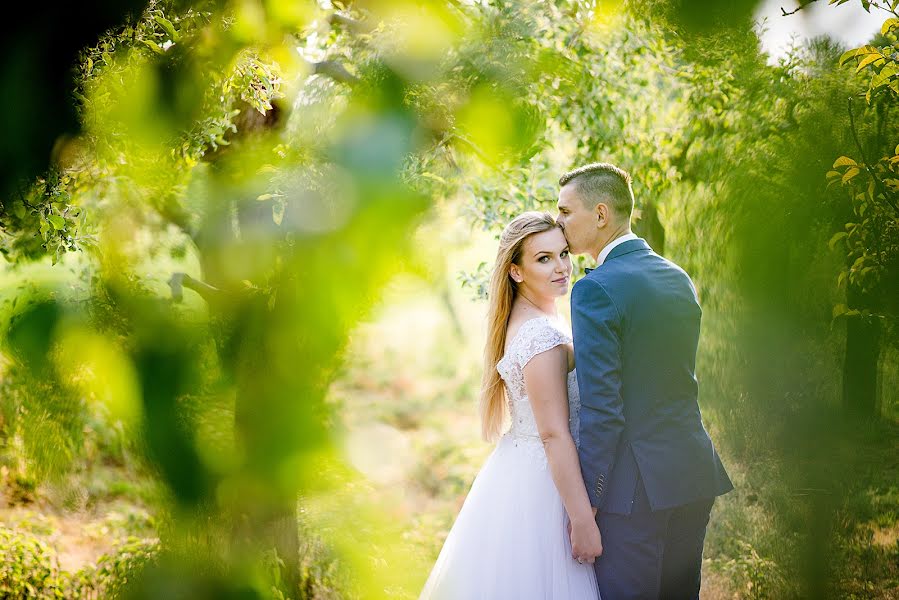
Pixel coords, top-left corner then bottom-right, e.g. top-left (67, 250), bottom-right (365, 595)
top-left (538, 256), bottom-right (549, 263)
top-left (561, 250), bottom-right (569, 258)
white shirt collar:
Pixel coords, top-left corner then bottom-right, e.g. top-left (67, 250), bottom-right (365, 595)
top-left (597, 232), bottom-right (639, 266)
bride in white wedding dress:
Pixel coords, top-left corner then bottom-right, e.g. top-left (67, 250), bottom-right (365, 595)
top-left (420, 212), bottom-right (601, 600)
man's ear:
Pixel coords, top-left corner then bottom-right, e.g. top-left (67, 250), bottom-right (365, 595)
top-left (595, 202), bottom-right (609, 227)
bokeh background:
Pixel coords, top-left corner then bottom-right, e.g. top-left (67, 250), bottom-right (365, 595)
top-left (0, 0), bottom-right (897, 598)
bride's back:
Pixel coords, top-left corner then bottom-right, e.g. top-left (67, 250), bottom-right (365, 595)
top-left (496, 315), bottom-right (580, 445)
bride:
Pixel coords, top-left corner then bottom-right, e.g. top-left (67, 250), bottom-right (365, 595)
top-left (420, 212), bottom-right (601, 599)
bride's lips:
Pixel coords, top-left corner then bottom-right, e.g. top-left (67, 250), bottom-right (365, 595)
top-left (552, 276), bottom-right (569, 284)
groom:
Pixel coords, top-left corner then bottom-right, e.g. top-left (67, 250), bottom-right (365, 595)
top-left (557, 163), bottom-right (733, 599)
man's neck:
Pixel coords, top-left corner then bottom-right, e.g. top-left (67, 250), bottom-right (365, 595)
top-left (592, 228), bottom-right (633, 262)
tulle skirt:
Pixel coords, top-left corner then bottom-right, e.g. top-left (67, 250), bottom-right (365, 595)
top-left (420, 434), bottom-right (599, 600)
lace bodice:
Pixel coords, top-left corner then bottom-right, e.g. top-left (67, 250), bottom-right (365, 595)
top-left (496, 316), bottom-right (580, 450)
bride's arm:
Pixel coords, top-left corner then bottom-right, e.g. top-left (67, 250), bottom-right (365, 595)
top-left (523, 347), bottom-right (602, 562)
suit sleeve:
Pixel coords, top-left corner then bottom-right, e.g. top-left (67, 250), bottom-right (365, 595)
top-left (572, 278), bottom-right (624, 509)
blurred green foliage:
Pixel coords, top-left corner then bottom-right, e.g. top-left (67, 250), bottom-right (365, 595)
top-left (0, 0), bottom-right (897, 598)
top-left (1, 0), bottom-right (573, 598)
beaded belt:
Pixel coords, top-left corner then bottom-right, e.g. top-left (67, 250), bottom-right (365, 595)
top-left (506, 431), bottom-right (542, 443)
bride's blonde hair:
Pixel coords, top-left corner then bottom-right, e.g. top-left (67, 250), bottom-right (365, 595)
top-left (480, 211), bottom-right (560, 442)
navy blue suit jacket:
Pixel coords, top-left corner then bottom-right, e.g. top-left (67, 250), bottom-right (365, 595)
top-left (573, 238), bottom-right (732, 515)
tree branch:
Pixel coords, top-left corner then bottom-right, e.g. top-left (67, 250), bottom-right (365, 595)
top-left (780, 0), bottom-right (819, 17)
top-left (309, 60), bottom-right (359, 85)
top-left (168, 272), bottom-right (224, 304)
top-left (327, 13), bottom-right (372, 33)
top-left (444, 133), bottom-right (494, 166)
top-left (848, 96), bottom-right (899, 216)
top-left (17, 186), bottom-right (39, 212)
top-left (156, 201), bottom-right (198, 246)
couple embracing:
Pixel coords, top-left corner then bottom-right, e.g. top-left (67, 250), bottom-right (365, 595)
top-left (420, 163), bottom-right (733, 600)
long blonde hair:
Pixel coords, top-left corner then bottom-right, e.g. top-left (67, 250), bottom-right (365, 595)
top-left (480, 211), bottom-right (560, 442)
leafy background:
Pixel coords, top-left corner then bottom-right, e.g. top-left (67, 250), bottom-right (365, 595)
top-left (0, 0), bottom-right (897, 598)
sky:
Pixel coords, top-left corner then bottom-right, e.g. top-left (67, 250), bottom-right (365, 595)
top-left (755, 0), bottom-right (885, 60)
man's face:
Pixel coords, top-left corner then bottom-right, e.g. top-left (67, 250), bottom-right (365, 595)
top-left (556, 183), bottom-right (596, 256)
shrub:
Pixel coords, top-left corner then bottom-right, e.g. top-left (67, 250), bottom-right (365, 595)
top-left (0, 528), bottom-right (158, 599)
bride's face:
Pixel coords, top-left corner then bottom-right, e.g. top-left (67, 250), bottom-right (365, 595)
top-left (510, 228), bottom-right (571, 299)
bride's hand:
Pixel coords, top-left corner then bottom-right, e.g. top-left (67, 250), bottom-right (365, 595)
top-left (569, 516), bottom-right (603, 564)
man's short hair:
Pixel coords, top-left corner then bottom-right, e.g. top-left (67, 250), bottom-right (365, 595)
top-left (559, 162), bottom-right (634, 217)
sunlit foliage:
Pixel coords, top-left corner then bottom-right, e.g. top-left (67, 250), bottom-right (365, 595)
top-left (0, 0), bottom-right (897, 599)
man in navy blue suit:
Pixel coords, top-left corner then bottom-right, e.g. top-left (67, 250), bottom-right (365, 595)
top-left (557, 163), bottom-right (733, 599)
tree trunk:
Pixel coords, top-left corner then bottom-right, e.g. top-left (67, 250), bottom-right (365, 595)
top-left (232, 362), bottom-right (302, 597)
top-left (194, 99), bottom-right (301, 596)
top-left (842, 285), bottom-right (881, 416)
top-left (636, 198), bottom-right (665, 255)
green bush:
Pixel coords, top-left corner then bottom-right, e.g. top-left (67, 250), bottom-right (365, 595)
top-left (0, 528), bottom-right (158, 599)
top-left (0, 528), bottom-right (68, 599)
top-left (85, 537), bottom-right (160, 599)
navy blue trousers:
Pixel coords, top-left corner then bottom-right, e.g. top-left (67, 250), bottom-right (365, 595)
top-left (594, 477), bottom-right (715, 600)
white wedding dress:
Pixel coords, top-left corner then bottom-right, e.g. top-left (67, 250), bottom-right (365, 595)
top-left (420, 316), bottom-right (599, 599)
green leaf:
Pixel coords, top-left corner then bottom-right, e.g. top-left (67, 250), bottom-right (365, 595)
top-left (871, 63), bottom-right (899, 89)
top-left (832, 303), bottom-right (849, 319)
top-left (842, 167), bottom-right (861, 183)
top-left (47, 215), bottom-right (66, 230)
top-left (857, 52), bottom-right (884, 71)
top-left (154, 15), bottom-right (179, 41)
top-left (842, 45), bottom-right (878, 66)
top-left (833, 156), bottom-right (857, 168)
top-left (882, 18), bottom-right (899, 36)
top-left (142, 40), bottom-right (165, 55)
top-left (829, 231), bottom-right (848, 249)
top-left (839, 48), bottom-right (859, 66)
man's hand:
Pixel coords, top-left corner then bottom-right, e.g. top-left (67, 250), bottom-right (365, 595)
top-left (569, 516), bottom-right (603, 564)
